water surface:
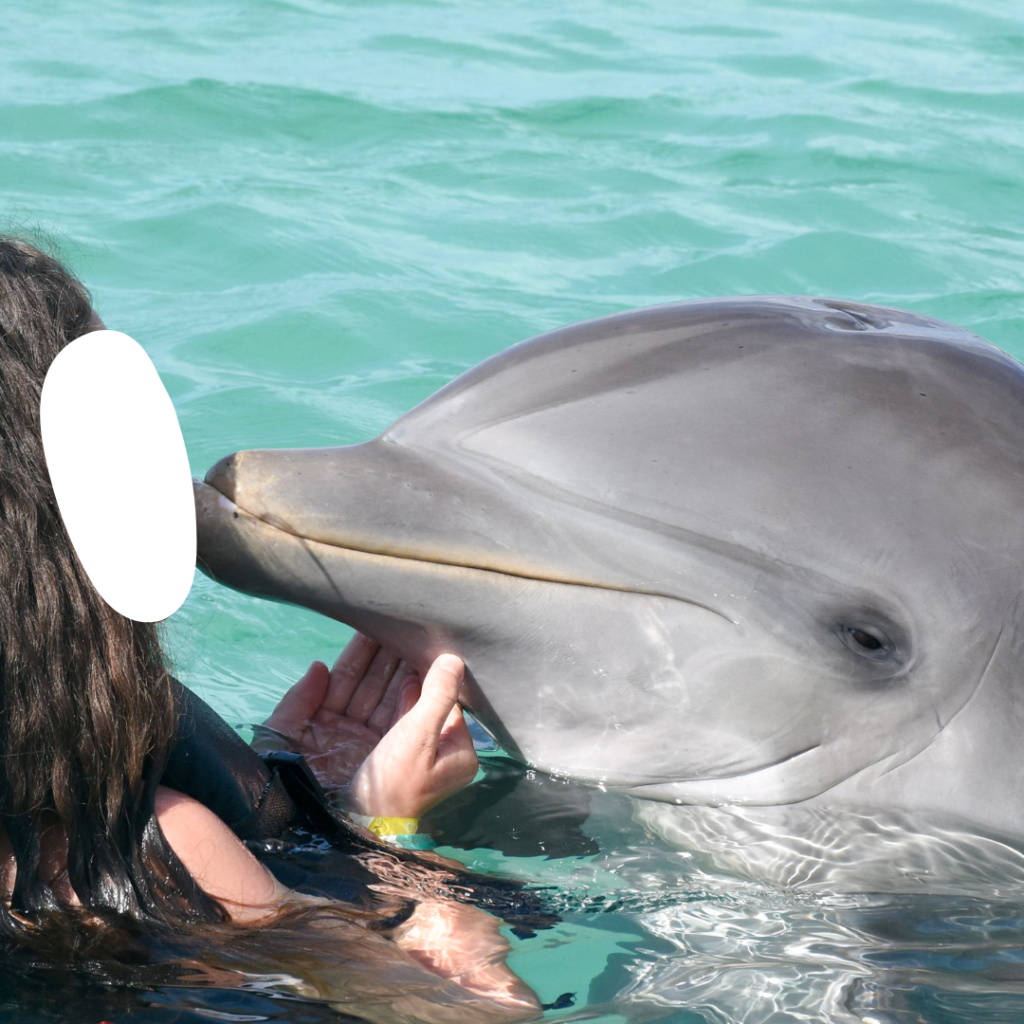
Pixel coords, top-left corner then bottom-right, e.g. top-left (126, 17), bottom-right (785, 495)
top-left (2, 1), bottom-right (1024, 1020)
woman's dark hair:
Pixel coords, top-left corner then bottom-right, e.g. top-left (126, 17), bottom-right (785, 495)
top-left (0, 235), bottom-right (226, 945)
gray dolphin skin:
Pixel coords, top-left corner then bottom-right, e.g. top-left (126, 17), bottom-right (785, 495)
top-left (194, 296), bottom-right (1024, 839)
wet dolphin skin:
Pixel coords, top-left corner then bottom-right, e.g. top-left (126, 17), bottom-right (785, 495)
top-left (195, 297), bottom-right (1024, 839)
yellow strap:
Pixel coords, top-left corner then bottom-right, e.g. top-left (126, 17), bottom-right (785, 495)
top-left (367, 816), bottom-right (420, 837)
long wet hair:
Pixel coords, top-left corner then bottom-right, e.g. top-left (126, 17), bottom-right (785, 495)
top-left (0, 235), bottom-right (226, 945)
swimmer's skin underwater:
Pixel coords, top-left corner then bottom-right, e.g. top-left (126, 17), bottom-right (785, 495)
top-left (195, 295), bottom-right (1024, 853)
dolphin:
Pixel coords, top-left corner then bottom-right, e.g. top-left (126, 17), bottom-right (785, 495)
top-left (193, 296), bottom-right (1024, 840)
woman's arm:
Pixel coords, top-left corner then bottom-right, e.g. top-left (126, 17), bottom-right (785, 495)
top-left (154, 786), bottom-right (290, 923)
top-left (157, 636), bottom-right (481, 920)
top-left (157, 790), bottom-right (539, 1021)
top-left (156, 794), bottom-right (537, 1021)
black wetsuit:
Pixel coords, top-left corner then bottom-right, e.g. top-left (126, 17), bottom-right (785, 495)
top-left (164, 679), bottom-right (316, 843)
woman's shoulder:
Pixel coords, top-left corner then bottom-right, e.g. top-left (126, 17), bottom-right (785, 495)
top-left (155, 786), bottom-right (289, 922)
top-left (0, 790), bottom-right (289, 923)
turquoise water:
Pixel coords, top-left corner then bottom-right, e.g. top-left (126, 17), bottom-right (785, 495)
top-left (3, 1), bottom-right (1024, 1021)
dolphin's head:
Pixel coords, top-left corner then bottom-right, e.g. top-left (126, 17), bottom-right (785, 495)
top-left (195, 298), bottom-right (1024, 829)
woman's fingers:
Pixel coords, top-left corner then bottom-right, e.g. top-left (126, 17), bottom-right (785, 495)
top-left (437, 706), bottom-right (478, 778)
top-left (393, 673), bottom-right (422, 726)
top-left (346, 644), bottom-right (402, 723)
top-left (321, 633), bottom-right (380, 714)
top-left (263, 660), bottom-right (330, 734)
top-left (367, 661), bottom-right (417, 733)
top-left (344, 655), bottom-right (474, 818)
top-left (404, 654), bottom-right (466, 748)
top-left (440, 703), bottom-right (471, 742)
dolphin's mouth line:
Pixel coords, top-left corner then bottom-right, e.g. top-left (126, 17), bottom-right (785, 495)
top-left (203, 480), bottom-right (737, 624)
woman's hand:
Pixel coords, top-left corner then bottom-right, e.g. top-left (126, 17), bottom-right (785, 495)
top-left (345, 647), bottom-right (479, 819)
top-left (258, 633), bottom-right (479, 818)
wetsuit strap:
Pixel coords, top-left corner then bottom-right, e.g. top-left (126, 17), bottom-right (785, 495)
top-left (257, 749), bottom-right (350, 838)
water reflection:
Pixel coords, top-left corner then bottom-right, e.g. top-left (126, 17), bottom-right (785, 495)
top-left (614, 890), bottom-right (1024, 1024)
top-left (608, 802), bottom-right (1024, 1022)
top-left (633, 802), bottom-right (1024, 897)
top-left (438, 762), bottom-right (1024, 1023)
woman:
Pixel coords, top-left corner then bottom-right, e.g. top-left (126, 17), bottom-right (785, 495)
top-left (0, 235), bottom-right (539, 1021)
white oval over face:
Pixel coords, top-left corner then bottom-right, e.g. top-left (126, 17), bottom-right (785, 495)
top-left (40, 330), bottom-right (194, 622)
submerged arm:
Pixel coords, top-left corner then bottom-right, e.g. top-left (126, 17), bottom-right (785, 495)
top-left (156, 788), bottom-right (539, 1021)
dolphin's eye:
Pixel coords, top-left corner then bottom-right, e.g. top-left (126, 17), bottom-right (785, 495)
top-left (849, 628), bottom-right (881, 650)
top-left (838, 623), bottom-right (895, 661)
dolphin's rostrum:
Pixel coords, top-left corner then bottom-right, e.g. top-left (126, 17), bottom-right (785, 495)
top-left (194, 296), bottom-right (1024, 840)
